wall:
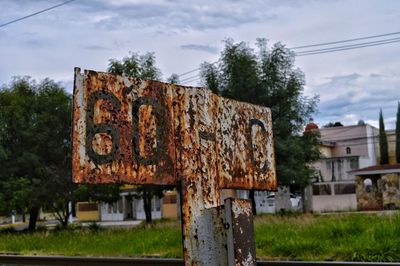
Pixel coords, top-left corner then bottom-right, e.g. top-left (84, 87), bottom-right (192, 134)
top-left (76, 202), bottom-right (99, 221)
top-left (100, 200), bottom-right (124, 221)
top-left (135, 198), bottom-right (162, 220)
top-left (163, 191), bottom-right (178, 219)
top-left (320, 125), bottom-right (369, 158)
top-left (320, 145), bottom-right (333, 158)
top-left (311, 181), bottom-right (357, 212)
top-left (312, 194), bottom-right (357, 212)
top-left (381, 173), bottom-right (400, 209)
top-left (317, 156), bottom-right (359, 182)
top-left (163, 204), bottom-right (178, 219)
top-left (356, 175), bottom-right (383, 211)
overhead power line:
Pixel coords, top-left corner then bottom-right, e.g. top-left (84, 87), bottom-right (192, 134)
top-left (0, 0), bottom-right (75, 29)
top-left (177, 61), bottom-right (218, 78)
top-left (289, 31), bottom-right (400, 49)
top-left (180, 74), bottom-right (202, 83)
top-left (182, 77), bottom-right (202, 84)
top-left (296, 37), bottom-right (400, 56)
top-left (177, 68), bottom-right (202, 78)
top-left (178, 30), bottom-right (400, 84)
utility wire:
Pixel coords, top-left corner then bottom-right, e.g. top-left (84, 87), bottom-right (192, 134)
top-left (0, 0), bottom-right (75, 29)
top-left (178, 32), bottom-right (400, 84)
top-left (177, 61), bottom-right (218, 78)
top-left (296, 38), bottom-right (400, 56)
top-left (177, 30), bottom-right (400, 81)
top-left (180, 74), bottom-right (202, 82)
top-left (290, 31), bottom-right (400, 50)
top-left (296, 36), bottom-right (400, 54)
top-left (183, 77), bottom-right (202, 84)
top-left (177, 68), bottom-right (202, 78)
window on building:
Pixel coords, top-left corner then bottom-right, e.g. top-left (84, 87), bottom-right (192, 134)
top-left (118, 199), bottom-right (123, 213)
top-left (334, 183), bottom-right (356, 194)
top-left (78, 203), bottom-right (98, 212)
top-left (152, 198), bottom-right (161, 212)
top-left (346, 147), bottom-right (351, 154)
top-left (326, 161), bottom-right (331, 170)
top-left (313, 184), bottom-right (332, 195)
top-left (349, 158), bottom-right (359, 170)
top-left (337, 159), bottom-right (343, 180)
top-left (163, 194), bottom-right (177, 204)
top-left (331, 161), bottom-right (336, 181)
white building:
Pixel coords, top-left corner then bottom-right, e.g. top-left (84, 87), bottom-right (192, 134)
top-left (306, 122), bottom-right (379, 212)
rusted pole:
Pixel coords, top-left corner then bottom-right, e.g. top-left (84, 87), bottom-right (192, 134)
top-left (179, 89), bottom-right (228, 265)
top-left (225, 198), bottom-right (256, 266)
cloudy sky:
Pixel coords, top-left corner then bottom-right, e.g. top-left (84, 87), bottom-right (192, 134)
top-left (1, 0), bottom-right (399, 129)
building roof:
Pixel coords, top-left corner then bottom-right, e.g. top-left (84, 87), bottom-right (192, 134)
top-left (350, 164), bottom-right (400, 175)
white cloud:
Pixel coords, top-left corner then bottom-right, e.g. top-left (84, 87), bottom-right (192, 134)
top-left (180, 44), bottom-right (218, 54)
top-left (313, 73), bottom-right (400, 129)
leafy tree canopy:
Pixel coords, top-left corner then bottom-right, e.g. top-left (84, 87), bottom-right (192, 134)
top-left (0, 77), bottom-right (71, 229)
top-left (323, 121), bottom-right (344, 128)
top-left (108, 52), bottom-right (161, 80)
top-left (379, 109), bottom-right (389, 165)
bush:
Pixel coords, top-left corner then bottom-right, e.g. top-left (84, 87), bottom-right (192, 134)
top-left (88, 222), bottom-right (101, 232)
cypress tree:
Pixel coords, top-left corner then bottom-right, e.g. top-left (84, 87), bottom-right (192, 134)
top-left (396, 102), bottom-right (400, 163)
top-left (379, 109), bottom-right (389, 164)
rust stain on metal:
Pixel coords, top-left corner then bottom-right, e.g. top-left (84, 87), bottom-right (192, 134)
top-left (73, 68), bottom-right (176, 185)
top-left (225, 198), bottom-right (256, 266)
top-left (72, 68), bottom-right (276, 190)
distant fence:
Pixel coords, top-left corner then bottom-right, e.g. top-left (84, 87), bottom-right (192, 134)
top-left (1, 255), bottom-right (400, 266)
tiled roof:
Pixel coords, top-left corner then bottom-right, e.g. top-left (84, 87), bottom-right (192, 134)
top-left (350, 164), bottom-right (400, 175)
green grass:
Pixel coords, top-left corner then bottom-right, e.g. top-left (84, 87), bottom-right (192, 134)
top-left (1, 213), bottom-right (400, 261)
top-left (255, 213), bottom-right (400, 261)
top-left (0, 220), bottom-right (182, 258)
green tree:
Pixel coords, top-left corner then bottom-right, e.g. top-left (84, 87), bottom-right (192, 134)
top-left (167, 73), bottom-right (180, 84)
top-left (200, 62), bottom-right (220, 95)
top-left (107, 51), bottom-right (166, 224)
top-left (73, 184), bottom-right (121, 203)
top-left (0, 77), bottom-right (71, 230)
top-left (323, 121), bottom-right (344, 128)
top-left (200, 39), bottom-right (320, 196)
top-left (108, 52), bottom-right (161, 80)
top-left (379, 109), bottom-right (389, 164)
top-left (396, 102), bottom-right (400, 163)
top-left (0, 177), bottom-right (33, 221)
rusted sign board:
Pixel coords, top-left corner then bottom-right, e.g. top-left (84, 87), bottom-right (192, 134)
top-left (73, 68), bottom-right (276, 266)
top-left (73, 68), bottom-right (276, 190)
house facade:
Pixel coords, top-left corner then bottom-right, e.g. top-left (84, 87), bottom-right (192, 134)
top-left (76, 187), bottom-right (179, 222)
top-left (306, 122), bottom-right (379, 212)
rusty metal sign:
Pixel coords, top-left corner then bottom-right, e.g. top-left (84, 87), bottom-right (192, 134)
top-left (73, 68), bottom-right (277, 265)
top-left (73, 68), bottom-right (276, 190)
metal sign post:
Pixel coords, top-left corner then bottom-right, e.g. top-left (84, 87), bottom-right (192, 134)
top-left (72, 68), bottom-right (277, 265)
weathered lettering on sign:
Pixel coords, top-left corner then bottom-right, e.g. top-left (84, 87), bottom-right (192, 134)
top-left (72, 68), bottom-right (276, 190)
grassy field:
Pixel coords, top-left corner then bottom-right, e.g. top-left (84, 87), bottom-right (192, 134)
top-left (254, 213), bottom-right (400, 261)
top-left (0, 213), bottom-right (400, 261)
